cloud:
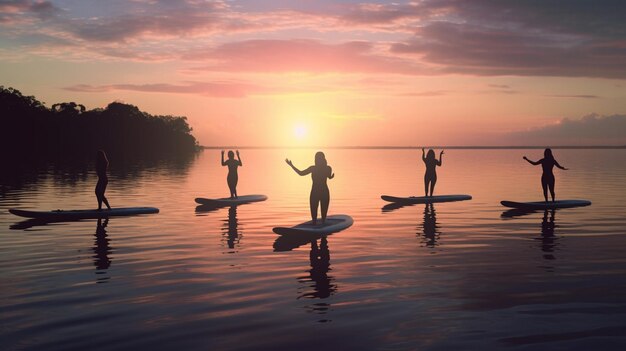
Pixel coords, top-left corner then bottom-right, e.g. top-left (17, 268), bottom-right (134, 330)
top-left (337, 2), bottom-right (429, 25)
top-left (0, 0), bottom-right (59, 24)
top-left (506, 114), bottom-right (626, 145)
top-left (389, 1), bottom-right (626, 78)
top-left (398, 90), bottom-right (449, 97)
top-left (62, 1), bottom-right (231, 42)
top-left (64, 81), bottom-right (265, 98)
top-left (2, 0), bottom-right (626, 79)
top-left (488, 84), bottom-right (510, 89)
top-left (544, 94), bottom-right (600, 99)
top-left (186, 39), bottom-right (428, 74)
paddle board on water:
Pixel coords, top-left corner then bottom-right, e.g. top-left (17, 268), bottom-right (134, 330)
top-left (273, 214), bottom-right (353, 236)
top-left (195, 195), bottom-right (267, 206)
top-left (9, 207), bottom-right (159, 220)
top-left (500, 200), bottom-right (591, 210)
top-left (381, 194), bottom-right (472, 204)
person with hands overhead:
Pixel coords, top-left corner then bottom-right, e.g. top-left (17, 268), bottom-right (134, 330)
top-left (422, 148), bottom-right (444, 197)
top-left (221, 150), bottom-right (242, 199)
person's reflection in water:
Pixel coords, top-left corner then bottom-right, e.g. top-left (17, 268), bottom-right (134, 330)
top-left (222, 206), bottom-right (241, 253)
top-left (537, 209), bottom-right (559, 260)
top-left (93, 218), bottom-right (112, 283)
top-left (420, 204), bottom-right (441, 248)
top-left (297, 237), bottom-right (337, 319)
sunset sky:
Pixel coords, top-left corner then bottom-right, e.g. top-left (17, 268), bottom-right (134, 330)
top-left (1, 0), bottom-right (625, 146)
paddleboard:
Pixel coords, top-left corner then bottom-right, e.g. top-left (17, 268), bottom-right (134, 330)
top-left (501, 200), bottom-right (591, 210)
top-left (195, 195), bottom-right (267, 207)
top-left (381, 195), bottom-right (472, 204)
top-left (9, 207), bottom-right (159, 220)
top-left (273, 214), bottom-right (353, 236)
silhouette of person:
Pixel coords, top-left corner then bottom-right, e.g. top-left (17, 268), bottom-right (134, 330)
top-left (523, 148), bottom-right (568, 202)
top-left (286, 151), bottom-right (334, 225)
top-left (221, 150), bottom-right (242, 198)
top-left (95, 150), bottom-right (111, 210)
top-left (422, 148), bottom-right (443, 197)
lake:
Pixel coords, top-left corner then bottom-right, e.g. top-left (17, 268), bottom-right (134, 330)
top-left (2, 149), bottom-right (626, 350)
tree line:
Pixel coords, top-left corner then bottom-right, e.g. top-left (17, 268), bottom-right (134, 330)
top-left (0, 86), bottom-right (199, 161)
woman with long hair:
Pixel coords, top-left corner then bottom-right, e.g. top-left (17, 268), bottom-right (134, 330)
top-left (285, 151), bottom-right (334, 225)
top-left (221, 150), bottom-right (242, 198)
top-left (523, 148), bottom-right (568, 202)
top-left (422, 148), bottom-right (444, 197)
top-left (95, 150), bottom-right (111, 210)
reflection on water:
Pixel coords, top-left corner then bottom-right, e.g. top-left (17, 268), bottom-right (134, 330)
top-left (297, 237), bottom-right (336, 323)
top-left (93, 218), bottom-right (112, 282)
top-left (502, 208), bottom-right (561, 261)
top-left (538, 209), bottom-right (559, 260)
top-left (298, 238), bottom-right (336, 300)
top-left (2, 149), bottom-right (626, 350)
top-left (222, 206), bottom-right (241, 252)
top-left (420, 204), bottom-right (441, 248)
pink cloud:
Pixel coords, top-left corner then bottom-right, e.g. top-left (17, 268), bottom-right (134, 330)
top-left (186, 39), bottom-right (428, 74)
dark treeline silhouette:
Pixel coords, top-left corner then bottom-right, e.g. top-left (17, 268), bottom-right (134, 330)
top-left (0, 86), bottom-right (199, 161)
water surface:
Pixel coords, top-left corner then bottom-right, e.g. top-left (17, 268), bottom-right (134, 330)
top-left (1, 149), bottom-right (626, 350)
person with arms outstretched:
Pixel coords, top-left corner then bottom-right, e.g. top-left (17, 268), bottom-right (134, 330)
top-left (422, 148), bottom-right (443, 197)
top-left (221, 150), bottom-right (242, 199)
top-left (95, 150), bottom-right (111, 211)
top-left (523, 148), bottom-right (568, 202)
top-left (286, 151), bottom-right (334, 225)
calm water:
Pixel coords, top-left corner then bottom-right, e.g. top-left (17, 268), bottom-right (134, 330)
top-left (2, 149), bottom-right (626, 350)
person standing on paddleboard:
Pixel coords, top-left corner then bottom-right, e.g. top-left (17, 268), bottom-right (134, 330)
top-left (422, 148), bottom-right (443, 197)
top-left (285, 151), bottom-right (334, 225)
top-left (523, 148), bottom-right (568, 202)
top-left (222, 150), bottom-right (242, 199)
top-left (95, 150), bottom-right (112, 211)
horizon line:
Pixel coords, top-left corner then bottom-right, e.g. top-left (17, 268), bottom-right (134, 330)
top-left (202, 145), bottom-right (626, 150)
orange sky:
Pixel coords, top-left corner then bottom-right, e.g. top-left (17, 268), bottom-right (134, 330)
top-left (1, 1), bottom-right (625, 146)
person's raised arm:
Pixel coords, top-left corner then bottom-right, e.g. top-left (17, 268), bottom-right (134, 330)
top-left (328, 166), bottom-right (335, 179)
top-left (285, 159), bottom-right (312, 176)
top-left (437, 150), bottom-right (444, 166)
top-left (236, 150), bottom-right (242, 166)
top-left (523, 156), bottom-right (541, 165)
top-left (421, 148), bottom-right (426, 162)
top-left (221, 150), bottom-right (227, 166)
top-left (554, 159), bottom-right (568, 170)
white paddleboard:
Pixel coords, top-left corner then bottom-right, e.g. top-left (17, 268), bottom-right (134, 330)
top-left (381, 195), bottom-right (472, 204)
top-left (501, 200), bottom-right (591, 210)
top-left (9, 207), bottom-right (159, 220)
top-left (195, 195), bottom-right (267, 206)
top-left (273, 214), bottom-right (353, 236)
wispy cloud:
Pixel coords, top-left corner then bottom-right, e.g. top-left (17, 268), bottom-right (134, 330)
top-left (64, 81), bottom-right (265, 98)
top-left (398, 90), bottom-right (450, 97)
top-left (544, 94), bottom-right (600, 99)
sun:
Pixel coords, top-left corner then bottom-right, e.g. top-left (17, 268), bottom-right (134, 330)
top-left (294, 124), bottom-right (308, 140)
